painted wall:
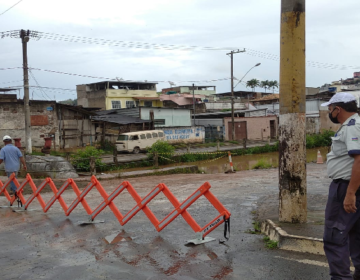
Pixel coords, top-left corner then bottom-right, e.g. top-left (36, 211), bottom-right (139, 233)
top-left (106, 89), bottom-right (157, 98)
top-left (224, 116), bottom-right (278, 141)
top-left (179, 87), bottom-right (216, 96)
top-left (140, 107), bottom-right (191, 127)
top-left (205, 102), bottom-right (247, 110)
top-left (162, 126), bottom-right (205, 143)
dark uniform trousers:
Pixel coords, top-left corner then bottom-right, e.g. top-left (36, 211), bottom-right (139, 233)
top-left (324, 179), bottom-right (360, 280)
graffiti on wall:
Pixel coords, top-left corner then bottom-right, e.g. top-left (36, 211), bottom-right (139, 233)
top-left (162, 127), bottom-right (204, 143)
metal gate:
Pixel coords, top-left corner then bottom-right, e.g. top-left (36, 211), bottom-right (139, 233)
top-left (205, 125), bottom-right (224, 142)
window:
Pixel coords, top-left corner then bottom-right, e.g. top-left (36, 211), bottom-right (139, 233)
top-left (154, 119), bottom-right (165, 125)
top-left (112, 100), bottom-right (121, 109)
top-left (140, 134), bottom-right (146, 139)
top-left (117, 135), bottom-right (128, 141)
top-left (130, 135), bottom-right (139, 140)
top-left (146, 133), bottom-right (152, 139)
top-left (144, 101), bottom-right (152, 107)
top-left (158, 132), bottom-right (164, 137)
top-left (126, 101), bottom-right (135, 108)
top-left (152, 133), bottom-right (158, 138)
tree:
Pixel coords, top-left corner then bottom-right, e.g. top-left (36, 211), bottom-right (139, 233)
top-left (260, 80), bottom-right (270, 93)
top-left (268, 80), bottom-right (279, 93)
top-left (246, 79), bottom-right (260, 92)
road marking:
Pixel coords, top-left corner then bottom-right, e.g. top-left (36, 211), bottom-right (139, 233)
top-left (275, 256), bottom-right (355, 271)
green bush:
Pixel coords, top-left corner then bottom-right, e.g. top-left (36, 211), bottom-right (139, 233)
top-left (306, 130), bottom-right (334, 149)
top-left (71, 146), bottom-right (105, 171)
top-left (147, 140), bottom-right (175, 164)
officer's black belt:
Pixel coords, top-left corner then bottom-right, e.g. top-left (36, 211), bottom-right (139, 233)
top-left (333, 179), bottom-right (360, 196)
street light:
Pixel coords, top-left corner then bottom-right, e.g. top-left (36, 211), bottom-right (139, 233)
top-left (230, 63), bottom-right (261, 141)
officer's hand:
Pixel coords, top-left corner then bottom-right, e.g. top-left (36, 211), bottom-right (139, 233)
top-left (23, 165), bottom-right (27, 171)
top-left (344, 194), bottom-right (357, 213)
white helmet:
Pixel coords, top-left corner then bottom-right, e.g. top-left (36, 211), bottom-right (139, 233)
top-left (3, 135), bottom-right (12, 141)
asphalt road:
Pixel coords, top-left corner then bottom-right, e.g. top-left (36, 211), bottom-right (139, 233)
top-left (0, 166), bottom-right (330, 280)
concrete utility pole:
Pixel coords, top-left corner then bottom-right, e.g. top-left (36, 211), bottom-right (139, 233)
top-left (20, 29), bottom-right (32, 154)
top-left (227, 49), bottom-right (245, 141)
top-left (279, 0), bottom-right (306, 223)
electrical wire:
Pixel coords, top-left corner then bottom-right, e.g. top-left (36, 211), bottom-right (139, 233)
top-left (1, 30), bottom-right (359, 71)
top-left (28, 68), bottom-right (52, 100)
top-left (0, 0), bottom-right (24, 17)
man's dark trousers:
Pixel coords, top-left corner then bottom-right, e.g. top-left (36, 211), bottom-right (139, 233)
top-left (324, 180), bottom-right (360, 279)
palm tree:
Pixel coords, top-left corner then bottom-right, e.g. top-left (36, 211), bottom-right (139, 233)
top-left (260, 80), bottom-right (270, 93)
top-left (246, 79), bottom-right (260, 92)
top-left (268, 80), bottom-right (279, 93)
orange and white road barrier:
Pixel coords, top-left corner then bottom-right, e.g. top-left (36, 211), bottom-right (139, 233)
top-left (317, 150), bottom-right (324, 164)
top-left (0, 173), bottom-right (231, 245)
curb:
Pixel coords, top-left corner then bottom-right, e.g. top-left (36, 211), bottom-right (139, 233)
top-left (261, 219), bottom-right (325, 255)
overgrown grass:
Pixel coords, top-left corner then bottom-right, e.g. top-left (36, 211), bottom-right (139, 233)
top-left (263, 236), bottom-right (278, 249)
top-left (252, 158), bottom-right (273, 169)
top-left (245, 221), bottom-right (262, 234)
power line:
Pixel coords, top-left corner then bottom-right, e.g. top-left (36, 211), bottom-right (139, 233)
top-left (28, 68), bottom-right (52, 100)
top-left (1, 30), bottom-right (359, 71)
top-left (0, 0), bottom-right (24, 17)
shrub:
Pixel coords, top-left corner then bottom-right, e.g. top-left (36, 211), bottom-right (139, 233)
top-left (71, 146), bottom-right (105, 171)
top-left (147, 140), bottom-right (175, 164)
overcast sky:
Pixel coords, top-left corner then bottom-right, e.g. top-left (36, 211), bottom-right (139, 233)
top-left (0, 0), bottom-right (359, 102)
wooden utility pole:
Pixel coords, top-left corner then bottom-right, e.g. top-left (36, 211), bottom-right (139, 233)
top-left (279, 0), bottom-right (307, 223)
top-left (227, 49), bottom-right (245, 141)
top-left (20, 29), bottom-right (32, 154)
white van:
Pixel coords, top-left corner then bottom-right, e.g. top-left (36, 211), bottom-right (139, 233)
top-left (116, 130), bottom-right (165, 154)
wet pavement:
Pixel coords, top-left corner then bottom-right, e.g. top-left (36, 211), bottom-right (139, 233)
top-left (0, 164), bottom-right (331, 279)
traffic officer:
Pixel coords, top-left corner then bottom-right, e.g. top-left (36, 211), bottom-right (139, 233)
top-left (321, 92), bottom-right (360, 280)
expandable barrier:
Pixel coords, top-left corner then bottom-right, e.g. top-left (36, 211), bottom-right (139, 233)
top-left (0, 173), bottom-right (231, 241)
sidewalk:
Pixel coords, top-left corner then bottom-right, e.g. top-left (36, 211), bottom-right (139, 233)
top-left (258, 163), bottom-right (330, 255)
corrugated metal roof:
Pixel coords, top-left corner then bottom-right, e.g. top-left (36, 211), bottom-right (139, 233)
top-left (91, 114), bottom-right (149, 125)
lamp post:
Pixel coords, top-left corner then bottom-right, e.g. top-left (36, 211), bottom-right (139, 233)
top-left (230, 63), bottom-right (261, 141)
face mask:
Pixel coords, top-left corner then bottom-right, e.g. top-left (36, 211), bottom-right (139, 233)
top-left (329, 107), bottom-right (340, 124)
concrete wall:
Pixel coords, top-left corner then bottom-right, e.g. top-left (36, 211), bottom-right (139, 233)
top-left (0, 101), bottom-right (59, 149)
top-left (224, 116), bottom-right (278, 141)
top-left (140, 107), bottom-right (191, 127)
top-left (77, 85), bottom-right (106, 109)
top-left (0, 101), bottom-right (96, 150)
top-left (306, 117), bottom-right (320, 134)
top-left (162, 126), bottom-right (205, 143)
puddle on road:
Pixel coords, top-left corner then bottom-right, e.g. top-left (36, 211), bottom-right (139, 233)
top-left (107, 147), bottom-right (329, 175)
top-left (104, 232), bottom-right (133, 244)
top-left (194, 252), bottom-right (218, 261)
